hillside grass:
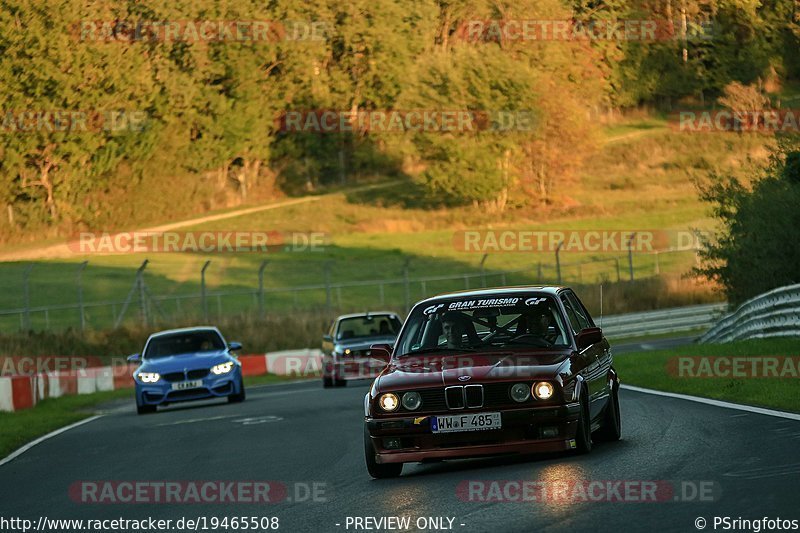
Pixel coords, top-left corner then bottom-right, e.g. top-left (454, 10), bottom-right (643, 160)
top-left (0, 123), bottom-right (773, 334)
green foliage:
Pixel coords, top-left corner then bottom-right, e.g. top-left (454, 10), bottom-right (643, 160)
top-left (0, 0), bottom-right (797, 238)
top-left (696, 135), bottom-right (800, 304)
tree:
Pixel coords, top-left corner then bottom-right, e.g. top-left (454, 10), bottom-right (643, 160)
top-left (696, 135), bottom-right (800, 304)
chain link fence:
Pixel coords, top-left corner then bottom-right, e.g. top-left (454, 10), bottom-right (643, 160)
top-left (0, 248), bottom-right (699, 333)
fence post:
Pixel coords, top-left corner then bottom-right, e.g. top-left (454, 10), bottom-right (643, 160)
top-left (22, 263), bottom-right (33, 331)
top-left (378, 283), bottom-right (385, 306)
top-left (403, 259), bottom-right (411, 314)
top-left (479, 253), bottom-right (488, 287)
top-left (258, 260), bottom-right (269, 319)
top-left (324, 261), bottom-right (332, 313)
top-left (555, 241), bottom-right (564, 284)
top-left (138, 264), bottom-right (148, 327)
top-left (627, 232), bottom-right (637, 281)
top-left (201, 260), bottom-right (211, 322)
top-left (654, 251), bottom-right (660, 275)
top-left (77, 261), bottom-right (88, 332)
top-left (615, 258), bottom-right (621, 282)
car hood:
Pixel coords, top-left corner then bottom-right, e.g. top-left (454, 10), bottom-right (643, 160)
top-left (138, 350), bottom-right (232, 373)
top-left (375, 350), bottom-right (573, 391)
top-left (334, 335), bottom-right (396, 351)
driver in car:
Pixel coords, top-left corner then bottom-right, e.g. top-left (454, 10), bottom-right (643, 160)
top-left (441, 312), bottom-right (467, 349)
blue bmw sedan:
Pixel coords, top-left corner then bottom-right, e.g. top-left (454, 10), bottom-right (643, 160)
top-left (128, 327), bottom-right (245, 414)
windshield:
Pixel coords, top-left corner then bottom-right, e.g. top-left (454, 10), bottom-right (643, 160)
top-left (336, 315), bottom-right (401, 341)
top-left (395, 294), bottom-right (570, 356)
top-left (144, 330), bottom-right (226, 359)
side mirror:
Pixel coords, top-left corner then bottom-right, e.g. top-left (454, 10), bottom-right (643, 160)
top-left (228, 342), bottom-right (242, 351)
top-left (575, 327), bottom-right (603, 350)
top-left (322, 334), bottom-right (333, 343)
top-left (368, 344), bottom-right (392, 364)
top-left (127, 353), bottom-right (141, 364)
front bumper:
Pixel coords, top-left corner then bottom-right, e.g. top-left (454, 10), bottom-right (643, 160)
top-left (366, 403), bottom-right (580, 464)
top-left (135, 369), bottom-right (242, 406)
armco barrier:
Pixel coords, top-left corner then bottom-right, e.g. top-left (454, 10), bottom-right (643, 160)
top-left (700, 283), bottom-right (800, 343)
top-left (0, 350), bottom-right (324, 413)
top-left (601, 302), bottom-right (727, 338)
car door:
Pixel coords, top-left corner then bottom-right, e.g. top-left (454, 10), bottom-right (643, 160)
top-left (560, 292), bottom-right (606, 419)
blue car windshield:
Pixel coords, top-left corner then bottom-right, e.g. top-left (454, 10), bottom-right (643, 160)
top-left (144, 331), bottom-right (226, 359)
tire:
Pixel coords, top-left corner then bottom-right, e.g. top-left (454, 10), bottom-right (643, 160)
top-left (573, 392), bottom-right (592, 454)
top-left (364, 426), bottom-right (403, 479)
top-left (136, 403), bottom-right (156, 415)
top-left (228, 380), bottom-right (246, 403)
top-left (594, 383), bottom-right (621, 442)
top-left (323, 376), bottom-right (333, 388)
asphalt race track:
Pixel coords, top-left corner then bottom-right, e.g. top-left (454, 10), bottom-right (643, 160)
top-left (1, 340), bottom-right (798, 533)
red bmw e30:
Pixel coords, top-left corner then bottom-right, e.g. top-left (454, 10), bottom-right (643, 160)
top-left (363, 286), bottom-right (621, 478)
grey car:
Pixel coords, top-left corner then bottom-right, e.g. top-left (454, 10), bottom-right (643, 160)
top-left (321, 312), bottom-right (402, 388)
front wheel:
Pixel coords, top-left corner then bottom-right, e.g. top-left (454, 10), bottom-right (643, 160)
top-left (594, 383), bottom-right (621, 442)
top-left (364, 426), bottom-right (403, 479)
top-left (136, 403), bottom-right (156, 415)
top-left (573, 392), bottom-right (592, 454)
top-left (228, 380), bottom-right (246, 403)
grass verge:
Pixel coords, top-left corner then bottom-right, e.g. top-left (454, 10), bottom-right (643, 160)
top-left (614, 338), bottom-right (800, 413)
top-left (0, 373), bottom-right (307, 460)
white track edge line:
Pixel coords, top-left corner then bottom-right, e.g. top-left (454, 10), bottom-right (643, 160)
top-left (0, 415), bottom-right (103, 467)
top-left (621, 384), bottom-right (800, 421)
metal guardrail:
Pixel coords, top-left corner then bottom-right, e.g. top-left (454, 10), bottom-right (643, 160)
top-left (601, 302), bottom-right (727, 338)
top-left (699, 283), bottom-right (800, 343)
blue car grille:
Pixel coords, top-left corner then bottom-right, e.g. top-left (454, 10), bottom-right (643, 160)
top-left (161, 369), bottom-right (211, 383)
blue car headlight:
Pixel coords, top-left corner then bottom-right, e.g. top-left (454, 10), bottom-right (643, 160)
top-left (211, 362), bottom-right (235, 375)
top-left (138, 372), bottom-right (161, 383)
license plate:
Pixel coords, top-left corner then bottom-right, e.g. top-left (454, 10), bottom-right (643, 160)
top-left (171, 379), bottom-right (203, 391)
top-left (431, 412), bottom-right (502, 434)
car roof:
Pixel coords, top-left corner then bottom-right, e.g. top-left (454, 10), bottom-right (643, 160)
top-left (416, 286), bottom-right (567, 306)
top-left (147, 326), bottom-right (222, 339)
top-left (335, 311), bottom-right (399, 321)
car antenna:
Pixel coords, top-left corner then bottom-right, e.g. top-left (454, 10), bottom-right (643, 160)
top-left (599, 284), bottom-right (603, 329)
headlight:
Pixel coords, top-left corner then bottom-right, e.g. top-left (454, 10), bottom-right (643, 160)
top-left (401, 392), bottom-right (422, 411)
top-left (211, 362), bottom-right (235, 375)
top-left (138, 372), bottom-right (160, 383)
top-left (510, 383), bottom-right (531, 402)
top-left (533, 381), bottom-right (554, 400)
top-left (378, 393), bottom-right (399, 412)
top-left (344, 348), bottom-right (351, 355)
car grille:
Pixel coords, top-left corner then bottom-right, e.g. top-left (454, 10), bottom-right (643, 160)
top-left (187, 368), bottom-right (210, 380)
top-left (397, 382), bottom-right (547, 412)
top-left (161, 369), bottom-right (210, 383)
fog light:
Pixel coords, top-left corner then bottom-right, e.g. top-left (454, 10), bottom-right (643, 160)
top-left (383, 438), bottom-right (402, 450)
top-left (540, 427), bottom-right (559, 438)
